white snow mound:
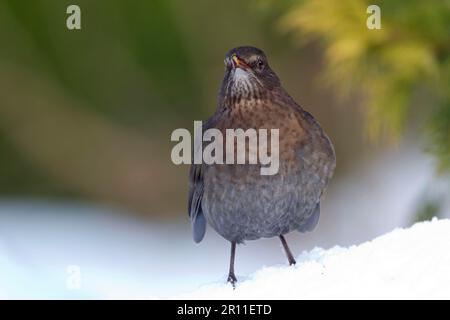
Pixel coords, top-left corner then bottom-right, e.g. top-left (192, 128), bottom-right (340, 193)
top-left (177, 218), bottom-right (450, 299)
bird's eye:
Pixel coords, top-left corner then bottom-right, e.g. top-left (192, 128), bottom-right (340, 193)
top-left (255, 58), bottom-right (265, 69)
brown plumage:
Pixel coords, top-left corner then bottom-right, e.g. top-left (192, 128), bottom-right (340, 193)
top-left (188, 46), bottom-right (336, 286)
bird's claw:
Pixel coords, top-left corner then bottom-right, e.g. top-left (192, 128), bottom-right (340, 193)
top-left (227, 273), bottom-right (237, 289)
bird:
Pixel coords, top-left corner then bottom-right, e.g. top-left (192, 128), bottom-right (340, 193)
top-left (188, 46), bottom-right (336, 286)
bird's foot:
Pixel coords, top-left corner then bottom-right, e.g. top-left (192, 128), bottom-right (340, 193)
top-left (227, 273), bottom-right (237, 289)
top-left (288, 257), bottom-right (296, 266)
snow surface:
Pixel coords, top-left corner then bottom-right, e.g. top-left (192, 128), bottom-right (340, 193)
top-left (1, 199), bottom-right (449, 299)
top-left (179, 218), bottom-right (450, 299)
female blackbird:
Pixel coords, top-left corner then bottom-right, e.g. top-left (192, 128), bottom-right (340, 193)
top-left (188, 46), bottom-right (336, 286)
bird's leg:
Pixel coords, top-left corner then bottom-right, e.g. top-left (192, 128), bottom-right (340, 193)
top-left (279, 234), bottom-right (296, 266)
top-left (227, 241), bottom-right (237, 288)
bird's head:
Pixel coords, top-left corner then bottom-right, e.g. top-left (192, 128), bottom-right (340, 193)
top-left (220, 46), bottom-right (281, 104)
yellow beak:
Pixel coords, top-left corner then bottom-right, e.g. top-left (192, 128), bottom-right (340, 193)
top-left (232, 54), bottom-right (249, 69)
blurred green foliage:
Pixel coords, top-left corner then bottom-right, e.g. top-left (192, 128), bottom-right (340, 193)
top-left (0, 0), bottom-right (203, 202)
top-left (0, 0), bottom-right (283, 213)
top-left (1, 0), bottom-right (201, 122)
top-left (0, 0), bottom-right (448, 215)
top-left (414, 198), bottom-right (441, 223)
top-left (280, 0), bottom-right (450, 172)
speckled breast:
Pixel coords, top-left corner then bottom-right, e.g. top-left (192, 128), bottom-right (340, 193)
top-left (201, 100), bottom-right (335, 243)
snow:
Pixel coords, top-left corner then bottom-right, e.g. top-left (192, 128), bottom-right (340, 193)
top-left (179, 218), bottom-right (450, 299)
top-left (1, 199), bottom-right (449, 299)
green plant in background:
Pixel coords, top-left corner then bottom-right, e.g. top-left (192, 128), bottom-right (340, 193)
top-left (0, 0), bottom-right (277, 214)
top-left (414, 197), bottom-right (441, 224)
top-left (0, 0), bottom-right (203, 211)
top-left (280, 0), bottom-right (450, 173)
top-left (0, 0), bottom-right (448, 217)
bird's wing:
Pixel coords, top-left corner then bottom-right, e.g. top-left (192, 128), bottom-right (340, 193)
top-left (290, 105), bottom-right (336, 233)
top-left (188, 163), bottom-right (206, 243)
top-left (187, 116), bottom-right (218, 243)
top-left (297, 202), bottom-right (320, 233)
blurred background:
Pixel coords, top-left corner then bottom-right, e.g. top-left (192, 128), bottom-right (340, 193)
top-left (0, 0), bottom-right (449, 298)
